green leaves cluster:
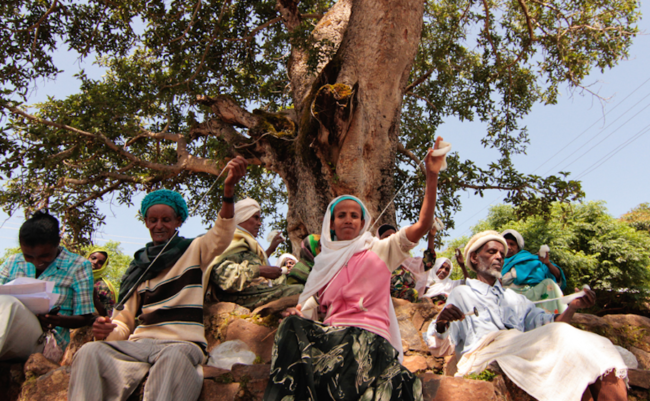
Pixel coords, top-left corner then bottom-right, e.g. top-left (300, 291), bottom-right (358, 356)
top-left (462, 201), bottom-right (650, 309)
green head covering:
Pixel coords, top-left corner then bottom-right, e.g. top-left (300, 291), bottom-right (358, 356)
top-left (141, 189), bottom-right (189, 222)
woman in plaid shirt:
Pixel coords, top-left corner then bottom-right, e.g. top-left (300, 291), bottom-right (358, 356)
top-left (0, 210), bottom-right (95, 360)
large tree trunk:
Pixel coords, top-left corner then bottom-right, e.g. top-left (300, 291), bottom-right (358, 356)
top-left (204, 0), bottom-right (424, 251)
top-left (281, 0), bottom-right (424, 248)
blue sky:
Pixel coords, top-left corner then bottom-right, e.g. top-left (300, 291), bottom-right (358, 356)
top-left (1, 4), bottom-right (648, 260)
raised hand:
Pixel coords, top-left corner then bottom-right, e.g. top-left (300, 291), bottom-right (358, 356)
top-left (224, 156), bottom-right (248, 188)
top-left (93, 316), bottom-right (117, 340)
top-left (424, 136), bottom-right (446, 177)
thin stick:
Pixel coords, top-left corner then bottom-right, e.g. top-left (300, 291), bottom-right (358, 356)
top-left (115, 167), bottom-right (229, 310)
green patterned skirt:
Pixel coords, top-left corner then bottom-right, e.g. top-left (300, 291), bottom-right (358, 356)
top-left (264, 316), bottom-right (422, 401)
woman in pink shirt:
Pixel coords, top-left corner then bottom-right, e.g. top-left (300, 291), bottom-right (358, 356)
top-left (263, 138), bottom-right (447, 401)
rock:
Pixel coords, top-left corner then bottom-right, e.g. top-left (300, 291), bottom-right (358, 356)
top-left (397, 314), bottom-right (428, 352)
top-left (60, 325), bottom-right (94, 366)
top-left (571, 313), bottom-right (650, 353)
top-left (198, 381), bottom-right (241, 401)
top-left (629, 346), bottom-right (650, 370)
top-left (202, 366), bottom-right (232, 379)
top-left (0, 361), bottom-right (25, 401)
top-left (204, 302), bottom-right (251, 352)
top-left (403, 355), bottom-right (428, 373)
top-left (419, 373), bottom-right (503, 400)
top-left (230, 364), bottom-right (271, 382)
top-left (24, 353), bottom-right (59, 379)
top-left (224, 318), bottom-right (275, 363)
top-left (251, 294), bottom-right (300, 317)
top-left (628, 369), bottom-right (650, 390)
top-left (19, 365), bottom-right (71, 401)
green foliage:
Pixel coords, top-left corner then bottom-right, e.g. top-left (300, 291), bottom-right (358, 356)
top-left (620, 202), bottom-right (650, 234)
top-left (467, 201), bottom-right (650, 305)
top-left (79, 240), bottom-right (131, 291)
top-left (0, 0), bottom-right (639, 245)
top-left (0, 247), bottom-right (21, 266)
top-left (466, 369), bottom-right (497, 382)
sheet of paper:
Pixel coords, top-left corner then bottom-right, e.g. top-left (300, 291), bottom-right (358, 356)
top-left (0, 277), bottom-right (55, 294)
top-left (0, 278), bottom-right (60, 314)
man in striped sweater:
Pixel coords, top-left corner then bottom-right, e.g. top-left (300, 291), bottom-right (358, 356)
top-left (68, 157), bottom-right (248, 401)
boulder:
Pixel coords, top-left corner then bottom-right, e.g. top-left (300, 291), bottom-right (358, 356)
top-left (403, 355), bottom-right (428, 373)
top-left (60, 325), bottom-right (94, 366)
top-left (198, 382), bottom-right (241, 401)
top-left (419, 373), bottom-right (504, 400)
top-left (224, 318), bottom-right (275, 363)
top-left (24, 353), bottom-right (59, 379)
top-left (571, 313), bottom-right (650, 353)
top-left (0, 361), bottom-right (25, 401)
top-left (204, 302), bottom-right (251, 352)
top-left (628, 369), bottom-right (650, 390)
top-left (629, 346), bottom-right (650, 370)
top-left (19, 365), bottom-right (71, 401)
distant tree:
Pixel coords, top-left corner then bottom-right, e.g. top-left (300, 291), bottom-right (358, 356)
top-left (459, 202), bottom-right (650, 313)
top-left (620, 202), bottom-right (650, 234)
top-left (0, 247), bottom-right (21, 266)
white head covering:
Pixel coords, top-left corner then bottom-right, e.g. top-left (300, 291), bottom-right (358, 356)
top-left (423, 257), bottom-right (456, 298)
top-left (277, 253), bottom-right (298, 267)
top-left (298, 195), bottom-right (405, 362)
top-left (463, 230), bottom-right (508, 272)
top-left (234, 198), bottom-right (261, 226)
top-left (501, 229), bottom-right (524, 250)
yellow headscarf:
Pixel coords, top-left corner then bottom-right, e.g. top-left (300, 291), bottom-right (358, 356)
top-left (86, 248), bottom-right (117, 297)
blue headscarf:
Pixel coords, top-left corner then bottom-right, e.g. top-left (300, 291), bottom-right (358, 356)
top-left (140, 189), bottom-right (189, 222)
top-left (329, 195), bottom-right (365, 219)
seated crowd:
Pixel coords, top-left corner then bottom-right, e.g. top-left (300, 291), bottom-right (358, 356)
top-left (0, 141), bottom-right (629, 401)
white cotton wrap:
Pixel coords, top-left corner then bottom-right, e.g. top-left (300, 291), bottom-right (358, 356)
top-left (432, 141), bottom-right (452, 171)
top-left (234, 198), bottom-right (261, 225)
top-left (463, 231), bottom-right (509, 272)
top-left (501, 229), bottom-right (524, 250)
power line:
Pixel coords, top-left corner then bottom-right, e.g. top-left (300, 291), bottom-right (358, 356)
top-left (544, 100), bottom-right (650, 175)
top-left (575, 123), bottom-right (650, 180)
top-left (532, 76), bottom-right (650, 174)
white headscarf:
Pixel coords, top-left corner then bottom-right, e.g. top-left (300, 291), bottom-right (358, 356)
top-left (277, 253), bottom-right (298, 267)
top-left (234, 198), bottom-right (261, 226)
top-left (423, 257), bottom-right (456, 298)
top-left (501, 229), bottom-right (524, 250)
top-left (298, 195), bottom-right (405, 362)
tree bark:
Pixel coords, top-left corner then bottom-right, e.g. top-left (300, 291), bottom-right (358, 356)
top-left (277, 0), bottom-right (425, 248)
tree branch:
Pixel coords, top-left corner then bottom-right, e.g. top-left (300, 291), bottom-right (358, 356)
top-left (405, 68), bottom-right (436, 93)
top-left (196, 95), bottom-right (258, 128)
top-left (397, 142), bottom-right (426, 175)
top-left (516, 0), bottom-right (535, 42)
top-left (12, 0), bottom-right (59, 33)
top-left (406, 92), bottom-right (437, 111)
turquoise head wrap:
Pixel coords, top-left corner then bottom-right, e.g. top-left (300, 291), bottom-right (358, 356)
top-left (140, 189), bottom-right (189, 222)
top-left (329, 196), bottom-right (365, 219)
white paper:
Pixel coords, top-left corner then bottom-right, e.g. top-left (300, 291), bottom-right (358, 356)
top-left (0, 278), bottom-right (59, 314)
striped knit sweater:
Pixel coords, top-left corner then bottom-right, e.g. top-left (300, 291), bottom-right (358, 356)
top-left (106, 216), bottom-right (235, 350)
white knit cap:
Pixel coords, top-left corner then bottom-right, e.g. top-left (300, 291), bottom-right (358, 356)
top-left (463, 230), bottom-right (509, 272)
top-left (501, 229), bottom-right (524, 250)
top-left (234, 198), bottom-right (261, 226)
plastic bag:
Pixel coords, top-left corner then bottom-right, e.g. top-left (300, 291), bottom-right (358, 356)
top-left (42, 332), bottom-right (63, 363)
top-left (206, 340), bottom-right (256, 370)
top-left (614, 345), bottom-right (638, 369)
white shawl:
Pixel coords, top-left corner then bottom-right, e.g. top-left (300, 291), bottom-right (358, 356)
top-left (423, 257), bottom-right (459, 298)
top-left (298, 195), bottom-right (405, 362)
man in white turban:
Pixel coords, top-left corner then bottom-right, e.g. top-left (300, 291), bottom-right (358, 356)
top-left (204, 198), bottom-right (303, 309)
top-left (424, 230), bottom-right (627, 401)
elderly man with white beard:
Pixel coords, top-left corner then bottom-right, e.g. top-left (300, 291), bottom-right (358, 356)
top-left (424, 230), bottom-right (628, 401)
